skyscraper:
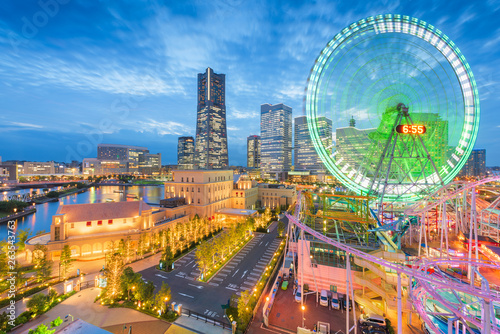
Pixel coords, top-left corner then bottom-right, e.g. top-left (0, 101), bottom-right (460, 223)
top-left (194, 68), bottom-right (228, 169)
top-left (260, 103), bottom-right (292, 176)
top-left (294, 116), bottom-right (332, 172)
top-left (178, 136), bottom-right (195, 170)
top-left (460, 149), bottom-right (486, 177)
top-left (247, 135), bottom-right (261, 168)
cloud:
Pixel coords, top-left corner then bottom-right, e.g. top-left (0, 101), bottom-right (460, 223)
top-left (9, 122), bottom-right (43, 129)
top-left (229, 109), bottom-right (258, 120)
top-left (136, 119), bottom-right (193, 136)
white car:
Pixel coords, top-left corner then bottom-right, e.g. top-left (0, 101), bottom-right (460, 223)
top-left (320, 289), bottom-right (328, 307)
top-left (359, 313), bottom-right (386, 327)
top-left (330, 292), bottom-right (340, 309)
top-left (295, 286), bottom-right (302, 303)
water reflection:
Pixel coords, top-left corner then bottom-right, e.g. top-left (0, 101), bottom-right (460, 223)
top-left (0, 185), bottom-right (164, 239)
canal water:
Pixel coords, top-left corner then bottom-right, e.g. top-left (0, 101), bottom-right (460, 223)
top-left (0, 185), bottom-right (165, 240)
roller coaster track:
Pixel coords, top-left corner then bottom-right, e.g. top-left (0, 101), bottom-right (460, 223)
top-left (405, 176), bottom-right (500, 216)
top-left (287, 191), bottom-right (500, 333)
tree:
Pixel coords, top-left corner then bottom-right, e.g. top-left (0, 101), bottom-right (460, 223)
top-left (277, 221), bottom-right (285, 237)
top-left (33, 245), bottom-right (52, 282)
top-left (195, 241), bottom-right (212, 279)
top-left (27, 293), bottom-right (49, 314)
top-left (153, 282), bottom-right (171, 312)
top-left (105, 252), bottom-right (125, 300)
top-left (161, 245), bottom-right (174, 271)
top-left (16, 229), bottom-right (32, 251)
top-left (134, 280), bottom-right (155, 308)
top-left (27, 317), bottom-right (62, 334)
top-left (237, 290), bottom-right (252, 328)
top-left (59, 245), bottom-right (74, 280)
top-left (36, 258), bottom-right (53, 283)
top-left (275, 205), bottom-right (281, 215)
top-left (120, 267), bottom-right (142, 300)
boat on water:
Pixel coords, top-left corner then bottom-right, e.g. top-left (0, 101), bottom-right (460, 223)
top-left (126, 194), bottom-right (138, 199)
top-left (105, 198), bottom-right (115, 202)
top-left (113, 190), bottom-right (124, 193)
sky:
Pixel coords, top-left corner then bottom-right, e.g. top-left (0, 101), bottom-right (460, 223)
top-left (0, 0), bottom-right (499, 166)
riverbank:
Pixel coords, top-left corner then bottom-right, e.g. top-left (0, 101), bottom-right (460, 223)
top-left (0, 207), bottom-right (36, 224)
top-left (33, 187), bottom-right (88, 204)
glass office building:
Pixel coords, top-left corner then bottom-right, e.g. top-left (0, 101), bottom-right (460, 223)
top-left (260, 103), bottom-right (292, 175)
top-left (247, 135), bottom-right (261, 169)
top-left (294, 116), bottom-right (332, 172)
top-left (194, 68), bottom-right (228, 169)
top-left (178, 136), bottom-right (195, 170)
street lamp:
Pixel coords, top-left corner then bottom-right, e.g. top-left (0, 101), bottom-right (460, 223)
top-left (301, 305), bottom-right (305, 328)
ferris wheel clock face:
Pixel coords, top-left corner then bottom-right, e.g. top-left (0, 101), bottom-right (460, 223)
top-left (305, 14), bottom-right (480, 201)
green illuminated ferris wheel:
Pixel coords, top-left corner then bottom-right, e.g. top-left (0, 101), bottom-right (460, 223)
top-left (305, 14), bottom-right (480, 203)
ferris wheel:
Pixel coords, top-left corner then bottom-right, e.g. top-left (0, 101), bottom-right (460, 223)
top-left (305, 14), bottom-right (480, 203)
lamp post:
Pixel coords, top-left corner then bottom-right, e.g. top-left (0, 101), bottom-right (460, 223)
top-left (301, 305), bottom-right (305, 328)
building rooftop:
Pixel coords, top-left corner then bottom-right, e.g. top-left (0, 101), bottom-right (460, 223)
top-left (56, 200), bottom-right (152, 222)
top-left (54, 319), bottom-right (112, 334)
top-left (217, 208), bottom-right (257, 216)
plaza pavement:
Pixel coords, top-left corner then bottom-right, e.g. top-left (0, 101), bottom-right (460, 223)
top-left (11, 287), bottom-right (169, 334)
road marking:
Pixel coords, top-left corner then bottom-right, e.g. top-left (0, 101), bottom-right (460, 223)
top-left (258, 241), bottom-right (263, 246)
top-left (218, 274), bottom-right (228, 277)
top-left (232, 269), bottom-right (240, 277)
top-left (242, 281), bottom-right (254, 287)
top-left (225, 286), bottom-right (238, 291)
top-left (249, 273), bottom-right (260, 277)
top-left (178, 292), bottom-right (194, 298)
top-left (155, 274), bottom-right (168, 279)
top-left (264, 241), bottom-right (269, 247)
top-left (187, 283), bottom-right (203, 289)
top-left (241, 270), bottom-right (248, 278)
top-left (213, 277), bottom-right (224, 282)
top-left (209, 282), bottom-right (219, 286)
top-left (186, 260), bottom-right (194, 266)
top-left (247, 277), bottom-right (257, 282)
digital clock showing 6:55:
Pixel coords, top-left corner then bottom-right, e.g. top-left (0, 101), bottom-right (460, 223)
top-left (395, 124), bottom-right (427, 134)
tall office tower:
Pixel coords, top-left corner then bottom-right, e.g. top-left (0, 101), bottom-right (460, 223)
top-left (247, 135), bottom-right (261, 169)
top-left (294, 116), bottom-right (332, 172)
top-left (194, 68), bottom-right (228, 169)
top-left (460, 149), bottom-right (486, 177)
top-left (260, 103), bottom-right (292, 176)
top-left (178, 136), bottom-right (195, 170)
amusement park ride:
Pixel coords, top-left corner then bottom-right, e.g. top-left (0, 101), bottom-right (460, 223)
top-left (278, 15), bottom-right (500, 334)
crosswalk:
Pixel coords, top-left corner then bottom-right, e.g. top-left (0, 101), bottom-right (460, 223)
top-left (208, 237), bottom-right (282, 296)
top-left (170, 234), bottom-right (282, 293)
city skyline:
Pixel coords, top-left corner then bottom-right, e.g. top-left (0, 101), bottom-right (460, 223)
top-left (0, 1), bottom-right (499, 167)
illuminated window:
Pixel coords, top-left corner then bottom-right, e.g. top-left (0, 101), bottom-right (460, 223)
top-left (98, 220), bottom-right (102, 225)
top-left (86, 221), bottom-right (91, 227)
top-left (108, 220), bottom-right (113, 224)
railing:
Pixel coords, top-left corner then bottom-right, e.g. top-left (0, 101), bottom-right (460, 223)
top-left (182, 308), bottom-right (231, 330)
top-left (155, 215), bottom-right (187, 226)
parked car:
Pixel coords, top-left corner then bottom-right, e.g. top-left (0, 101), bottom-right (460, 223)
top-left (295, 286), bottom-right (302, 303)
top-left (340, 295), bottom-right (353, 311)
top-left (330, 292), bottom-right (340, 309)
top-left (359, 313), bottom-right (386, 328)
top-left (281, 280), bottom-right (289, 290)
top-left (320, 289), bottom-right (329, 307)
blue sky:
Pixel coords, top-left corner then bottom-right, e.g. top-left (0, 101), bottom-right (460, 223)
top-left (0, 0), bottom-right (499, 166)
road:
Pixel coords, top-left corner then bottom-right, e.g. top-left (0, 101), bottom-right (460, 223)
top-left (139, 221), bottom-right (283, 321)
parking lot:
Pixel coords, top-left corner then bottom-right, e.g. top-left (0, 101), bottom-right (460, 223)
top-left (268, 284), bottom-right (358, 333)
